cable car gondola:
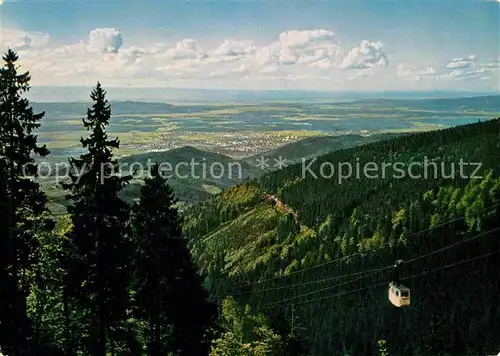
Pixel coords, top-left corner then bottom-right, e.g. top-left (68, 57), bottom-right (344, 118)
top-left (388, 259), bottom-right (410, 307)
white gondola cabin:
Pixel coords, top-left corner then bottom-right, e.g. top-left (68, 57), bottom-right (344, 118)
top-left (388, 282), bottom-right (410, 307)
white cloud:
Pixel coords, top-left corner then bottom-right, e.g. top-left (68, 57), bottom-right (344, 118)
top-left (5, 24), bottom-right (496, 91)
top-left (308, 58), bottom-right (332, 69)
top-left (397, 63), bottom-right (436, 80)
top-left (44, 28), bottom-right (124, 58)
top-left (278, 29), bottom-right (335, 49)
top-left (87, 28), bottom-right (123, 53)
top-left (438, 55), bottom-right (499, 83)
top-left (437, 67), bottom-right (486, 80)
top-left (278, 46), bottom-right (299, 65)
top-left (348, 68), bottom-right (376, 80)
top-left (6, 27), bottom-right (389, 86)
top-left (0, 28), bottom-right (50, 52)
top-left (482, 57), bottom-right (500, 70)
top-left (163, 38), bottom-right (206, 59)
top-left (446, 54), bottom-right (476, 69)
top-left (210, 40), bottom-right (255, 57)
top-left (339, 40), bottom-right (388, 70)
top-left (258, 65), bottom-right (280, 74)
top-left (254, 43), bottom-right (280, 66)
top-left (274, 29), bottom-right (339, 66)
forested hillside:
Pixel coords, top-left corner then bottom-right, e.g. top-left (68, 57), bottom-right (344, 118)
top-left (183, 117), bottom-right (500, 355)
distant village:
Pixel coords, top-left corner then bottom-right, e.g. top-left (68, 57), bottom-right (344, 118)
top-left (123, 131), bottom-right (300, 158)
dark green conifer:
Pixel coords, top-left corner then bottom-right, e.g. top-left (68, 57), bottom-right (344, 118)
top-left (63, 82), bottom-right (131, 355)
top-left (130, 163), bottom-right (216, 355)
top-left (0, 49), bottom-right (53, 355)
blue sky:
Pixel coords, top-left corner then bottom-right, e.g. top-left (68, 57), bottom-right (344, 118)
top-left (1, 0), bottom-right (499, 91)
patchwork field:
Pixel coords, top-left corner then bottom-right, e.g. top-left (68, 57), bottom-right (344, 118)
top-left (32, 95), bottom-right (499, 160)
top-left (32, 95), bottom-right (500, 215)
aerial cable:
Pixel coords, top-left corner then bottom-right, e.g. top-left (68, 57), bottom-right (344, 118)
top-left (263, 245), bottom-right (500, 309)
top-left (403, 226), bottom-right (500, 263)
top-left (232, 201), bottom-right (500, 290)
top-left (261, 227), bottom-right (500, 308)
top-left (233, 265), bottom-right (392, 296)
top-left (251, 224), bottom-right (499, 303)
top-left (263, 267), bottom-right (387, 308)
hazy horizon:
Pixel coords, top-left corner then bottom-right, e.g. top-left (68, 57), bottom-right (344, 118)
top-left (26, 86), bottom-right (499, 103)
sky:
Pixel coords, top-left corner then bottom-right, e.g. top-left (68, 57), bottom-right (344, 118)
top-left (0, 0), bottom-right (499, 92)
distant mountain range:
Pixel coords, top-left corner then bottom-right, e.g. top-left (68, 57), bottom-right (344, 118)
top-left (27, 86), bottom-right (498, 103)
top-left (348, 95), bottom-right (500, 112)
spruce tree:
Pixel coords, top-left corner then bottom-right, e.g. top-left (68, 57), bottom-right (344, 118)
top-left (0, 49), bottom-right (53, 355)
top-left (63, 82), bottom-right (131, 355)
top-left (130, 163), bottom-right (215, 355)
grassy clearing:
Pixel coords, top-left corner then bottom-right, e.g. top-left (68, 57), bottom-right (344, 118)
top-left (202, 184), bottom-right (223, 194)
